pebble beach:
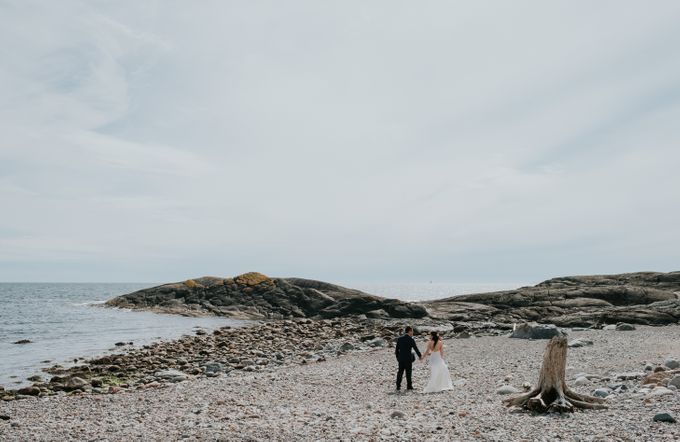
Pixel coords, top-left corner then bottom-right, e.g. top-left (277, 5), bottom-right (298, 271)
top-left (2, 324), bottom-right (680, 441)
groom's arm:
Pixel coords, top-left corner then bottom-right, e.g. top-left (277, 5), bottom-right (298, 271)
top-left (411, 337), bottom-right (422, 358)
top-left (395, 338), bottom-right (400, 359)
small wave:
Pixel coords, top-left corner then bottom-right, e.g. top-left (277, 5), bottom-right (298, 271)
top-left (72, 300), bottom-right (107, 306)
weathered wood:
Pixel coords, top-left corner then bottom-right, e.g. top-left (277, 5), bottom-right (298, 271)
top-left (503, 336), bottom-right (607, 413)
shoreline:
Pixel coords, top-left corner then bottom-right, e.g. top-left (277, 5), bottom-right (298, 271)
top-left (2, 324), bottom-right (679, 440)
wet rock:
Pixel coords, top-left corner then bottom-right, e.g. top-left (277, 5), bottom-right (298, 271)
top-left (0, 415), bottom-right (9, 421)
top-left (13, 339), bottom-right (32, 345)
top-left (17, 386), bottom-right (40, 396)
top-left (26, 375), bottom-right (42, 382)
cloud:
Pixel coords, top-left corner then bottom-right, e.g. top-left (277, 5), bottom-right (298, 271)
top-left (1, 0), bottom-right (680, 282)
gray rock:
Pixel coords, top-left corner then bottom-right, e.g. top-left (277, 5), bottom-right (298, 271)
top-left (664, 358), bottom-right (680, 369)
top-left (510, 322), bottom-right (566, 340)
top-left (593, 388), bottom-right (612, 398)
top-left (455, 331), bottom-right (471, 339)
top-left (574, 376), bottom-right (590, 386)
top-left (13, 339), bottom-right (32, 345)
top-left (17, 386), bottom-right (40, 396)
top-left (65, 377), bottom-right (88, 391)
top-left (201, 362), bottom-right (224, 374)
top-left (390, 411), bottom-right (405, 419)
top-left (496, 385), bottom-right (520, 395)
top-left (568, 339), bottom-right (593, 348)
top-left (154, 369), bottom-right (189, 383)
top-left (616, 322), bottom-right (636, 331)
top-left (654, 412), bottom-right (676, 423)
top-left (366, 338), bottom-right (387, 348)
top-left (603, 324), bottom-right (617, 331)
top-left (668, 375), bottom-right (680, 389)
top-left (366, 309), bottom-right (389, 319)
top-left (339, 343), bottom-right (355, 352)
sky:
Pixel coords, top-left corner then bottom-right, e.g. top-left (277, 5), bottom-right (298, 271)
top-left (1, 1), bottom-right (679, 284)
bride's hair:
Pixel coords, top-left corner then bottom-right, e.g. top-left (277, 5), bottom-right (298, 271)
top-left (430, 331), bottom-right (439, 348)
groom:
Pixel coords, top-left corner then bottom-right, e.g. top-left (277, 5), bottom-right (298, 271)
top-left (395, 326), bottom-right (422, 391)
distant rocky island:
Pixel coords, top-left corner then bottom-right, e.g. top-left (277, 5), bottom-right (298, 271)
top-left (107, 271), bottom-right (680, 327)
top-left (105, 272), bottom-right (428, 320)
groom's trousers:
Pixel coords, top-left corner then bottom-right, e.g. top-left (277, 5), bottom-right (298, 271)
top-left (396, 361), bottom-right (413, 390)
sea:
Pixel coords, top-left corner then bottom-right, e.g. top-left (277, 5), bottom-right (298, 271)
top-left (0, 281), bottom-right (526, 388)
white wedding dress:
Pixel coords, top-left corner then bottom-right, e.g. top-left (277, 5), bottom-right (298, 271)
top-left (423, 347), bottom-right (453, 393)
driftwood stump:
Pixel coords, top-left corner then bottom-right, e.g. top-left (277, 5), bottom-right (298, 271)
top-left (503, 336), bottom-right (607, 413)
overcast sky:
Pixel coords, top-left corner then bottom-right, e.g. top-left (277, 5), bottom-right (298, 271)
top-left (1, 1), bottom-right (679, 284)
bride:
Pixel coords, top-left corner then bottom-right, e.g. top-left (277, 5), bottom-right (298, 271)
top-left (422, 331), bottom-right (453, 393)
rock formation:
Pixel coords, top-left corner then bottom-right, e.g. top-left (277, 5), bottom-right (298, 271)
top-left (106, 272), bottom-right (427, 320)
top-left (422, 271), bottom-right (680, 327)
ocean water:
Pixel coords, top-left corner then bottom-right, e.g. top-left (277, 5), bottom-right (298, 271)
top-left (0, 281), bottom-right (528, 389)
top-left (0, 283), bottom-right (246, 388)
top-left (348, 281), bottom-right (527, 302)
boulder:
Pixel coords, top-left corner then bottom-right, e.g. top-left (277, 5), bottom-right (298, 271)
top-left (65, 377), bottom-right (89, 391)
top-left (510, 323), bottom-right (566, 340)
top-left (17, 386), bottom-right (40, 396)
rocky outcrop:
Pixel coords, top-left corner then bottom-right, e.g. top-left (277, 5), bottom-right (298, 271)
top-left (422, 271), bottom-right (680, 327)
top-left (106, 272), bottom-right (427, 320)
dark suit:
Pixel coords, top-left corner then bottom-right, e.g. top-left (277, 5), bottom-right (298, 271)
top-left (395, 334), bottom-right (422, 390)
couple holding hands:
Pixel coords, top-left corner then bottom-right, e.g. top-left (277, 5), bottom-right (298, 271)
top-left (395, 326), bottom-right (453, 393)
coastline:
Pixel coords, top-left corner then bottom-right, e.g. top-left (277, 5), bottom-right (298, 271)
top-left (2, 324), bottom-right (680, 440)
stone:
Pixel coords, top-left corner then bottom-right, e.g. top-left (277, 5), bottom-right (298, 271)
top-left (455, 331), bottom-right (471, 339)
top-left (568, 339), bottom-right (593, 348)
top-left (390, 411), bottom-right (405, 419)
top-left (496, 385), bottom-right (520, 395)
top-left (668, 375), bottom-right (680, 389)
top-left (65, 377), bottom-right (88, 391)
top-left (664, 358), bottom-right (680, 369)
top-left (366, 309), bottom-right (389, 319)
top-left (339, 343), bottom-right (355, 352)
top-left (0, 415), bottom-right (9, 421)
top-left (26, 375), bottom-right (42, 382)
top-left (593, 388), bottom-right (612, 398)
top-left (17, 386), bottom-right (40, 396)
top-left (366, 338), bottom-right (387, 348)
top-left (616, 323), bottom-right (636, 331)
top-left (154, 369), bottom-right (189, 383)
top-left (91, 379), bottom-right (103, 388)
top-left (510, 323), bottom-right (566, 340)
top-left (654, 412), bottom-right (676, 423)
top-left (12, 339), bottom-right (32, 345)
top-left (574, 376), bottom-right (590, 386)
top-left (201, 362), bottom-right (224, 374)
top-left (603, 324), bottom-right (617, 331)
